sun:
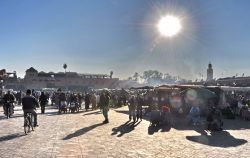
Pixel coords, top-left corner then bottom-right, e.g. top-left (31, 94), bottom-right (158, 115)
top-left (157, 15), bottom-right (182, 37)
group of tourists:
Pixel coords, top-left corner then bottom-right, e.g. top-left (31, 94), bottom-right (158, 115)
top-left (47, 90), bottom-right (111, 123)
top-left (52, 90), bottom-right (111, 123)
top-left (51, 91), bottom-right (98, 111)
top-left (0, 88), bottom-right (112, 125)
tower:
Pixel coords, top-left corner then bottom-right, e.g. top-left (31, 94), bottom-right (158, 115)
top-left (207, 62), bottom-right (213, 81)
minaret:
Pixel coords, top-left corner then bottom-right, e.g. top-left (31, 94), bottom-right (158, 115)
top-left (207, 62), bottom-right (213, 81)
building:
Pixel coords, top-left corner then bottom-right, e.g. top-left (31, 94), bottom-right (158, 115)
top-left (22, 67), bottom-right (119, 90)
top-left (217, 76), bottom-right (250, 87)
top-left (207, 62), bottom-right (213, 81)
top-left (0, 69), bottom-right (6, 96)
top-left (0, 69), bottom-right (20, 95)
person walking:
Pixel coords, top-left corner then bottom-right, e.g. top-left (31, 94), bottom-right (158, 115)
top-left (128, 95), bottom-right (137, 123)
top-left (91, 93), bottom-right (97, 110)
top-left (85, 93), bottom-right (90, 111)
top-left (39, 92), bottom-right (48, 114)
top-left (136, 94), bottom-right (143, 121)
top-left (77, 93), bottom-right (82, 109)
top-left (58, 92), bottom-right (66, 113)
top-left (100, 91), bottom-right (110, 123)
top-left (3, 91), bottom-right (16, 117)
top-left (17, 90), bottom-right (22, 105)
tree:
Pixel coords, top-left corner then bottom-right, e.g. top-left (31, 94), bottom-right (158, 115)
top-left (128, 77), bottom-right (133, 80)
top-left (63, 63), bottom-right (67, 73)
top-left (152, 70), bottom-right (163, 79)
top-left (133, 72), bottom-right (140, 81)
top-left (110, 71), bottom-right (113, 78)
top-left (143, 70), bottom-right (153, 80)
top-left (143, 70), bottom-right (163, 82)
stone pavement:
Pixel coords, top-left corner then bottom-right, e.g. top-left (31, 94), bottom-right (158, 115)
top-left (0, 105), bottom-right (250, 158)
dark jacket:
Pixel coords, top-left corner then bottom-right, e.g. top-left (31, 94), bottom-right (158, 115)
top-left (85, 94), bottom-right (90, 104)
top-left (39, 94), bottom-right (48, 105)
top-left (3, 93), bottom-right (15, 104)
top-left (22, 95), bottom-right (39, 110)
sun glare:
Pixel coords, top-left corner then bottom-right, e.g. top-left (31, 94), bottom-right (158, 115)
top-left (157, 15), bottom-right (182, 37)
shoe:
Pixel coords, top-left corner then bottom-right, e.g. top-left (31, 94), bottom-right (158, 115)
top-left (34, 124), bottom-right (39, 127)
top-left (103, 120), bottom-right (109, 124)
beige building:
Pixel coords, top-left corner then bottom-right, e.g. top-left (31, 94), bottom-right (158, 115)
top-left (22, 67), bottom-right (119, 91)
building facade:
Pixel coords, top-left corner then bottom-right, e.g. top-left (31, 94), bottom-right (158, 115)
top-left (217, 76), bottom-right (250, 87)
top-left (22, 67), bottom-right (120, 90)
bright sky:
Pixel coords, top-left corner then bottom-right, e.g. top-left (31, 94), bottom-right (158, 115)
top-left (1, 0), bottom-right (250, 80)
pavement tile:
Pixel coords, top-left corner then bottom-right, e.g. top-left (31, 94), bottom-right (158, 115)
top-left (0, 105), bottom-right (249, 158)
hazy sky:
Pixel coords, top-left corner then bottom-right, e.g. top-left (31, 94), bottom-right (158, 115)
top-left (1, 0), bottom-right (250, 80)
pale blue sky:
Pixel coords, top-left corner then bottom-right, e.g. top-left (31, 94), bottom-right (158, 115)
top-left (1, 0), bottom-right (250, 80)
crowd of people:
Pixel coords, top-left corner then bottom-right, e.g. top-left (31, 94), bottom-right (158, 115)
top-left (0, 88), bottom-right (113, 125)
top-left (0, 86), bottom-right (250, 132)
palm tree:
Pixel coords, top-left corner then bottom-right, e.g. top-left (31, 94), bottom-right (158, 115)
top-left (110, 71), bottom-right (113, 78)
top-left (63, 63), bottom-right (67, 73)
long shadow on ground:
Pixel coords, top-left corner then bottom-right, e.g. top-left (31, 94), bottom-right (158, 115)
top-left (83, 110), bottom-right (101, 116)
top-left (0, 114), bottom-right (24, 121)
top-left (114, 109), bottom-right (250, 131)
top-left (148, 124), bottom-right (171, 135)
top-left (44, 109), bottom-right (90, 116)
top-left (111, 120), bottom-right (141, 137)
top-left (186, 130), bottom-right (247, 148)
top-left (63, 122), bottom-right (104, 140)
top-left (0, 133), bottom-right (25, 142)
top-left (115, 108), bottom-right (249, 147)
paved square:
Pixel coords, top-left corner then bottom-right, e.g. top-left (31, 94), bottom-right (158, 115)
top-left (0, 105), bottom-right (249, 158)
